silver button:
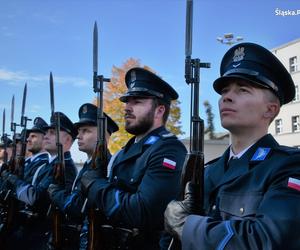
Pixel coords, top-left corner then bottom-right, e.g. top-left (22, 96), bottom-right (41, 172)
top-left (240, 207), bottom-right (244, 214)
top-left (130, 178), bottom-right (134, 182)
top-left (212, 205), bottom-right (216, 211)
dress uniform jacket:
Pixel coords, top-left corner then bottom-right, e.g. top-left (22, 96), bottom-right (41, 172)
top-left (51, 159), bottom-right (92, 220)
top-left (87, 126), bottom-right (187, 249)
top-left (16, 151), bottom-right (77, 211)
top-left (182, 134), bottom-right (300, 250)
top-left (22, 152), bottom-right (50, 185)
top-left (4, 151), bottom-right (77, 250)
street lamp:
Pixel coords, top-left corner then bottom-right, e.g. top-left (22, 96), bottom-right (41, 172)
top-left (217, 33), bottom-right (243, 46)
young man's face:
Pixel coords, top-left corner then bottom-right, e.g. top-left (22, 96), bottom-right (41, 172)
top-left (124, 97), bottom-right (157, 136)
top-left (43, 128), bottom-right (70, 154)
top-left (218, 79), bottom-right (274, 133)
top-left (27, 132), bottom-right (44, 154)
top-left (0, 147), bottom-right (12, 162)
top-left (77, 125), bottom-right (97, 155)
top-left (0, 147), bottom-right (5, 161)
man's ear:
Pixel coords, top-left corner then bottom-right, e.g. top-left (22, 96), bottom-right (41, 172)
top-left (156, 105), bottom-right (165, 118)
top-left (264, 102), bottom-right (280, 120)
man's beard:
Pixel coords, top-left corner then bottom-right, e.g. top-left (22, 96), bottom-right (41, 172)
top-left (125, 109), bottom-right (155, 136)
top-left (28, 145), bottom-right (42, 155)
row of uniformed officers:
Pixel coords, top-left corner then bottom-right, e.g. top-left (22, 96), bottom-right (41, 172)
top-left (1, 42), bottom-right (300, 250)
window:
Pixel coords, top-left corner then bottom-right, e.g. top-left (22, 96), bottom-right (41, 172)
top-left (293, 85), bottom-right (299, 102)
top-left (289, 56), bottom-right (298, 73)
top-left (275, 119), bottom-right (283, 134)
top-left (292, 116), bottom-right (300, 132)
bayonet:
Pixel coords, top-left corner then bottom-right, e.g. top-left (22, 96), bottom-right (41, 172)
top-left (185, 0), bottom-right (193, 57)
top-left (93, 21), bottom-right (110, 93)
top-left (20, 83), bottom-right (28, 127)
top-left (10, 95), bottom-right (15, 133)
top-left (50, 72), bottom-right (55, 117)
top-left (2, 109), bottom-right (9, 165)
top-left (93, 22), bottom-right (98, 77)
top-left (2, 109), bottom-right (5, 139)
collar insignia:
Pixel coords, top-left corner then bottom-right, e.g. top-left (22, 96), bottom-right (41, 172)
top-left (251, 147), bottom-right (271, 161)
top-left (144, 136), bottom-right (159, 145)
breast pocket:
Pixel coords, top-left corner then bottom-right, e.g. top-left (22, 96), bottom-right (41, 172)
top-left (218, 192), bottom-right (263, 219)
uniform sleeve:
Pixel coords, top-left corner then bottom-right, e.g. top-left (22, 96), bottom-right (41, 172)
top-left (16, 165), bottom-right (53, 206)
top-left (50, 188), bottom-right (68, 211)
top-left (88, 139), bottom-right (187, 230)
top-left (181, 155), bottom-right (300, 250)
top-left (63, 190), bottom-right (85, 220)
top-left (64, 161), bottom-right (77, 193)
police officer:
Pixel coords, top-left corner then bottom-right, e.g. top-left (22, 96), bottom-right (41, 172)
top-left (3, 112), bottom-right (77, 250)
top-left (48, 103), bottom-right (118, 249)
top-left (80, 67), bottom-right (187, 249)
top-left (43, 112), bottom-right (78, 194)
top-left (164, 42), bottom-right (300, 250)
top-left (5, 117), bottom-right (50, 186)
top-left (0, 117), bottom-right (50, 249)
top-left (2, 117), bottom-right (50, 200)
top-left (0, 137), bottom-right (13, 171)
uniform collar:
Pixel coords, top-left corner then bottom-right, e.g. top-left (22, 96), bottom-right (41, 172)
top-left (30, 151), bottom-right (50, 163)
top-left (229, 143), bottom-right (254, 161)
top-left (207, 134), bottom-right (278, 190)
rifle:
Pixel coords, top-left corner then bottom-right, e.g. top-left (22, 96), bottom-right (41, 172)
top-left (170, 1), bottom-right (210, 249)
top-left (0, 86), bottom-right (30, 239)
top-left (8, 95), bottom-right (17, 174)
top-left (15, 83), bottom-right (31, 179)
top-left (1, 109), bottom-right (9, 169)
top-left (3, 95), bottom-right (19, 233)
top-left (49, 72), bottom-right (65, 249)
top-left (86, 21), bottom-right (110, 250)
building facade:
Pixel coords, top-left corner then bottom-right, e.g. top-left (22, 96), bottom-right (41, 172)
top-left (269, 38), bottom-right (300, 147)
top-left (181, 133), bottom-right (230, 163)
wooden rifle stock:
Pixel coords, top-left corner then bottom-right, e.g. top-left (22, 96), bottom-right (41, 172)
top-left (180, 152), bottom-right (204, 204)
top-left (14, 130), bottom-right (27, 179)
top-left (52, 160), bottom-right (65, 250)
top-left (52, 204), bottom-right (63, 249)
top-left (86, 138), bottom-right (108, 250)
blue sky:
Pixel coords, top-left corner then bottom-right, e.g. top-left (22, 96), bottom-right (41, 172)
top-left (1, 0), bottom-right (299, 162)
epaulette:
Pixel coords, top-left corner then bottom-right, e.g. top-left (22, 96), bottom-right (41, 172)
top-left (275, 145), bottom-right (300, 155)
top-left (161, 132), bottom-right (175, 138)
top-left (205, 156), bottom-right (221, 167)
top-left (159, 131), bottom-right (176, 140)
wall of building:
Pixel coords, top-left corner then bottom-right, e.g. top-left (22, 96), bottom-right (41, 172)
top-left (269, 38), bottom-right (300, 148)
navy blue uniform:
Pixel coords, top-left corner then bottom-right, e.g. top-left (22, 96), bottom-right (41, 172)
top-left (86, 126), bottom-right (187, 249)
top-left (16, 151), bottom-right (77, 210)
top-left (15, 152), bottom-right (50, 189)
top-left (182, 134), bottom-right (300, 250)
top-left (47, 158), bottom-right (89, 249)
top-left (5, 151), bottom-right (77, 250)
top-left (50, 159), bottom-right (91, 220)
